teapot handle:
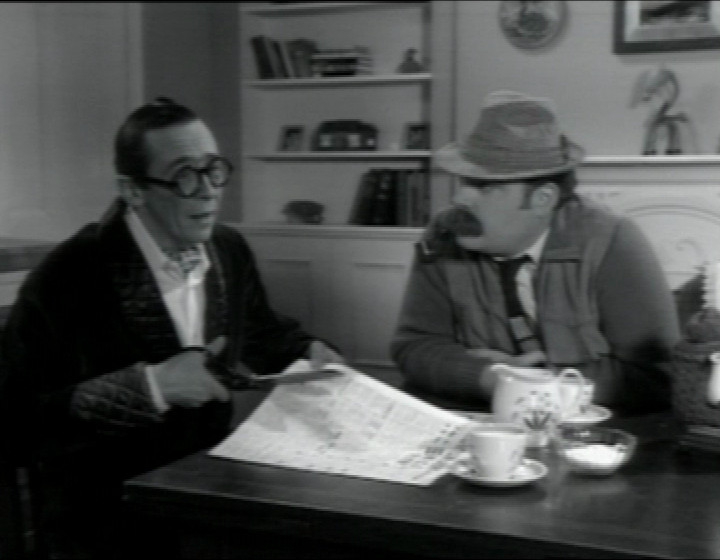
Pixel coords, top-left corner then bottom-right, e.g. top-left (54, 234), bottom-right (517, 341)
top-left (557, 367), bottom-right (585, 419)
top-left (707, 352), bottom-right (720, 406)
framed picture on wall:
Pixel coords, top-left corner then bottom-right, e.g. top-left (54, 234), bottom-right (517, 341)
top-left (614, 1), bottom-right (720, 53)
top-left (404, 122), bottom-right (429, 150)
top-left (278, 125), bottom-right (305, 152)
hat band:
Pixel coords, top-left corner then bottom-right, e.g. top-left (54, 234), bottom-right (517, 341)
top-left (461, 136), bottom-right (570, 175)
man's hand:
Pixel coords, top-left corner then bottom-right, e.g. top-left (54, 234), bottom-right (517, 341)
top-left (466, 348), bottom-right (547, 367)
top-left (153, 336), bottom-right (230, 407)
top-left (307, 340), bottom-right (344, 370)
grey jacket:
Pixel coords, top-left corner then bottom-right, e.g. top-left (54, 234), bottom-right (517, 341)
top-left (391, 196), bottom-right (680, 412)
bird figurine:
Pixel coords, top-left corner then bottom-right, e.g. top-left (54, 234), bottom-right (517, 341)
top-left (397, 48), bottom-right (424, 73)
top-left (630, 66), bottom-right (692, 155)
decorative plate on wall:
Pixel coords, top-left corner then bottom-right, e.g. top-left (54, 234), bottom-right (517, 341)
top-left (498, 1), bottom-right (568, 50)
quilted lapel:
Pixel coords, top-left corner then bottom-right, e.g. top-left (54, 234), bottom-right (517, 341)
top-left (99, 203), bottom-right (182, 361)
top-left (203, 239), bottom-right (229, 348)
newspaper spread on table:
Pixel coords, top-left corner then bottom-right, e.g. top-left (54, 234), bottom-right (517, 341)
top-left (209, 360), bottom-right (474, 486)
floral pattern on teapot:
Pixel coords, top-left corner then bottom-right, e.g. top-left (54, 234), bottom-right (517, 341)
top-left (514, 391), bottom-right (558, 431)
top-left (491, 364), bottom-right (585, 447)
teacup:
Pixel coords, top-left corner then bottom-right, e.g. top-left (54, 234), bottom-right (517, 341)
top-left (463, 424), bottom-right (527, 479)
top-left (559, 377), bottom-right (595, 417)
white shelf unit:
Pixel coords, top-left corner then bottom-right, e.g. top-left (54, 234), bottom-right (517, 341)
top-left (242, 2), bottom-right (428, 17)
top-left (248, 150), bottom-right (432, 161)
top-left (246, 73), bottom-right (432, 88)
top-left (238, 1), bottom-right (452, 228)
top-left (236, 2), bottom-right (456, 365)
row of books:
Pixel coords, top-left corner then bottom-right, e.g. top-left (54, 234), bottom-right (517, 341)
top-left (310, 47), bottom-right (373, 77)
top-left (250, 35), bottom-right (316, 79)
top-left (349, 168), bottom-right (430, 227)
top-left (251, 36), bottom-right (374, 79)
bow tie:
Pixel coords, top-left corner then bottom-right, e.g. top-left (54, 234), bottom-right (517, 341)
top-left (163, 246), bottom-right (203, 276)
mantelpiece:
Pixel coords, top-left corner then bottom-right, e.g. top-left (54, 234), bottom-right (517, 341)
top-left (577, 156), bottom-right (720, 289)
top-left (584, 155), bottom-right (720, 165)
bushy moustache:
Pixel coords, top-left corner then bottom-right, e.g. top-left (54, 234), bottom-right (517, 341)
top-left (416, 207), bottom-right (483, 262)
top-left (434, 207), bottom-right (483, 236)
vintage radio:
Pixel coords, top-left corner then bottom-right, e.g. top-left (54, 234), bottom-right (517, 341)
top-left (312, 120), bottom-right (377, 151)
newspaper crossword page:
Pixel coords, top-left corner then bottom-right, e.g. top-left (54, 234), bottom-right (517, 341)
top-left (209, 361), bottom-right (473, 485)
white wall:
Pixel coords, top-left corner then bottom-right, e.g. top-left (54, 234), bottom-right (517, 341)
top-left (3, 1), bottom-right (720, 241)
top-left (0, 3), bottom-right (142, 241)
top-left (0, 2), bottom-right (241, 242)
top-left (455, 1), bottom-right (720, 156)
top-left (142, 2), bottom-right (241, 220)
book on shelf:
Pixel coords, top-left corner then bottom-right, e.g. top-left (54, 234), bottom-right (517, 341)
top-left (261, 36), bottom-right (286, 78)
top-left (310, 47), bottom-right (371, 61)
top-left (367, 169), bottom-right (397, 226)
top-left (408, 170), bottom-right (421, 227)
top-left (250, 35), bottom-right (276, 79)
top-left (278, 41), bottom-right (296, 78)
top-left (404, 169), bottom-right (430, 227)
top-left (418, 169), bottom-right (431, 226)
top-left (285, 38), bottom-right (317, 78)
top-left (270, 39), bottom-right (291, 78)
top-left (395, 169), bottom-right (410, 226)
top-left (348, 168), bottom-right (430, 227)
top-left (348, 169), bottom-right (380, 225)
top-left (251, 35), bottom-right (316, 79)
top-left (310, 47), bottom-right (373, 77)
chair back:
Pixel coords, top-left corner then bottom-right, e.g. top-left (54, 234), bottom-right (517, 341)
top-left (0, 306), bottom-right (48, 559)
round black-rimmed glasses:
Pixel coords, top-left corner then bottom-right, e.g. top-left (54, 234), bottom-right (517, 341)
top-left (137, 156), bottom-right (233, 198)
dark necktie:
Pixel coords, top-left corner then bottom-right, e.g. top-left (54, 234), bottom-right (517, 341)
top-left (496, 256), bottom-right (542, 354)
top-left (164, 247), bottom-right (203, 277)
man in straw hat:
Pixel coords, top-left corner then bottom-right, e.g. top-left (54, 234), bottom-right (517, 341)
top-left (391, 91), bottom-right (680, 413)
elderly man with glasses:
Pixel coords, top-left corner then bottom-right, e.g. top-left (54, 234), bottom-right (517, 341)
top-left (0, 97), bottom-right (342, 558)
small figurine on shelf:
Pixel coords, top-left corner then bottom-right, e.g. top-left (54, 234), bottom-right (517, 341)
top-left (396, 48), bottom-right (424, 73)
top-left (630, 66), bottom-right (693, 155)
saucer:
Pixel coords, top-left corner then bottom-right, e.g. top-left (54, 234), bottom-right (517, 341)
top-left (451, 457), bottom-right (548, 487)
top-left (562, 404), bottom-right (612, 426)
top-left (449, 411), bottom-right (496, 425)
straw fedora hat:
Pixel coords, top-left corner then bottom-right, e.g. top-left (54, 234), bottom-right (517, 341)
top-left (435, 91), bottom-right (584, 181)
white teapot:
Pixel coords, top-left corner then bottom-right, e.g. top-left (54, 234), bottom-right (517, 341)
top-left (491, 364), bottom-right (586, 447)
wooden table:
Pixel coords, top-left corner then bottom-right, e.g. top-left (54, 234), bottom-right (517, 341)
top-left (123, 367), bottom-right (720, 559)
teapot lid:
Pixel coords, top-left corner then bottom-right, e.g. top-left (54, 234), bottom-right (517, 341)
top-left (492, 364), bottom-right (555, 382)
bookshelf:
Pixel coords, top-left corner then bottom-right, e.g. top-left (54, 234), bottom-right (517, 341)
top-left (238, 1), bottom-right (453, 228)
top-left (246, 73), bottom-right (432, 88)
top-left (236, 2), bottom-right (455, 365)
top-left (248, 151), bottom-right (432, 161)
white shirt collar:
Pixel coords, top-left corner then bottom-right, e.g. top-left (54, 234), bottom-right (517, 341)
top-left (495, 228), bottom-right (549, 264)
top-left (517, 228), bottom-right (549, 264)
top-left (124, 207), bottom-right (209, 287)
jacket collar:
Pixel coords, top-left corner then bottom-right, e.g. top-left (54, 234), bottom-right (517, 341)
top-left (96, 199), bottom-right (228, 362)
top-left (540, 197), bottom-right (586, 262)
